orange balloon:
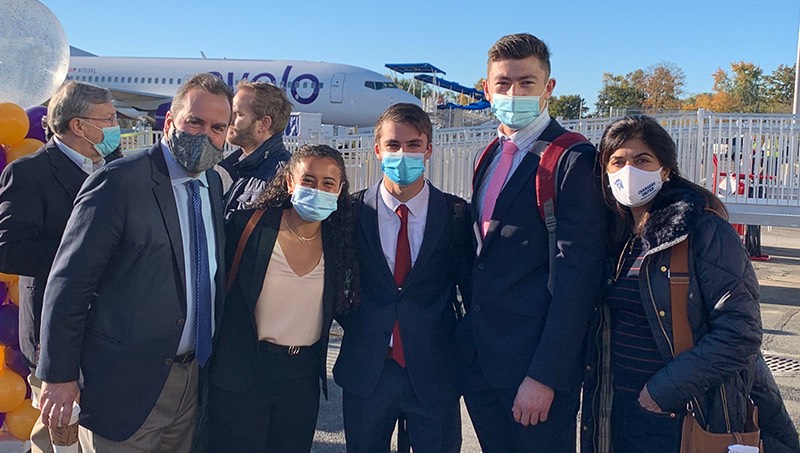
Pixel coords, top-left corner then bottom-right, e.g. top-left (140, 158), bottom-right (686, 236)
top-left (5, 399), bottom-right (39, 441)
top-left (0, 103), bottom-right (29, 147)
top-left (0, 273), bottom-right (17, 283)
top-left (0, 369), bottom-right (26, 412)
top-left (0, 347), bottom-right (5, 370)
top-left (5, 138), bottom-right (44, 163)
top-left (6, 280), bottom-right (18, 306)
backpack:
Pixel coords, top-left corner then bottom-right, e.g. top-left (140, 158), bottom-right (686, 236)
top-left (474, 131), bottom-right (591, 291)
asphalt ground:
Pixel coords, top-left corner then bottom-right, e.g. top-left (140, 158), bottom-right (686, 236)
top-left (312, 227), bottom-right (800, 452)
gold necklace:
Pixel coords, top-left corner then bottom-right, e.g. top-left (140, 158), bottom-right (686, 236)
top-left (283, 219), bottom-right (320, 243)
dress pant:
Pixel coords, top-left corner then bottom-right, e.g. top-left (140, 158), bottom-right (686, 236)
top-left (78, 359), bottom-right (198, 453)
top-left (207, 342), bottom-right (321, 453)
top-left (461, 353), bottom-right (579, 453)
top-left (29, 370), bottom-right (56, 453)
top-left (611, 392), bottom-right (682, 453)
top-left (343, 359), bottom-right (461, 453)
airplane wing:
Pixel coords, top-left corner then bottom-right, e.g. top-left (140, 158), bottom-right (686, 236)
top-left (109, 87), bottom-right (171, 111)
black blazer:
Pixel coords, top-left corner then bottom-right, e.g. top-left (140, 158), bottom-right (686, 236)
top-left (36, 143), bottom-right (226, 441)
top-left (333, 183), bottom-right (473, 405)
top-left (460, 119), bottom-right (609, 394)
top-left (0, 139), bottom-right (118, 367)
top-left (208, 207), bottom-right (335, 396)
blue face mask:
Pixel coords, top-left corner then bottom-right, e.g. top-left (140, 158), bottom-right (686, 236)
top-left (291, 186), bottom-right (339, 222)
top-left (490, 86), bottom-right (548, 130)
top-left (381, 152), bottom-right (426, 186)
top-left (82, 121), bottom-right (121, 157)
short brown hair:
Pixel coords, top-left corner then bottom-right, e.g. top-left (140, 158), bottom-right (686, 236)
top-left (236, 81), bottom-right (293, 135)
top-left (171, 73), bottom-right (233, 119)
top-left (487, 33), bottom-right (551, 77)
top-left (374, 103), bottom-right (432, 145)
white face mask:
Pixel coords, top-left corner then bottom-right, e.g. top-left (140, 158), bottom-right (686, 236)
top-left (607, 165), bottom-right (664, 208)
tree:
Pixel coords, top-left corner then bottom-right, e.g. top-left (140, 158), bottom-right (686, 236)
top-left (388, 75), bottom-right (432, 100)
top-left (711, 62), bottom-right (764, 112)
top-left (595, 73), bottom-right (645, 116)
top-left (549, 94), bottom-right (586, 119)
top-left (634, 62), bottom-right (686, 110)
top-left (764, 64), bottom-right (796, 113)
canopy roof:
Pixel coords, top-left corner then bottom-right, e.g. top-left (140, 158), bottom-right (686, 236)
top-left (384, 63), bottom-right (445, 74)
top-left (414, 74), bottom-right (484, 99)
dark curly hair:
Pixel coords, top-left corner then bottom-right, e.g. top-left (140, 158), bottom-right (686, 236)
top-left (253, 144), bottom-right (360, 314)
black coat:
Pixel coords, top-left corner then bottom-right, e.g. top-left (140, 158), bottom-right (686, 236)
top-left (0, 139), bottom-right (120, 367)
top-left (581, 184), bottom-right (799, 452)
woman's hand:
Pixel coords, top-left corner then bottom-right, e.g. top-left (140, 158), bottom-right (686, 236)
top-left (638, 385), bottom-right (666, 413)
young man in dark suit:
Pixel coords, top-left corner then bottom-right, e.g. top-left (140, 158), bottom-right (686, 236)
top-left (35, 73), bottom-right (231, 452)
top-left (0, 81), bottom-right (122, 453)
top-left (334, 103), bottom-right (473, 453)
top-left (459, 33), bottom-right (608, 452)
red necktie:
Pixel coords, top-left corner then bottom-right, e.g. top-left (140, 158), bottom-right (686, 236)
top-left (481, 140), bottom-right (518, 237)
top-left (391, 204), bottom-right (410, 367)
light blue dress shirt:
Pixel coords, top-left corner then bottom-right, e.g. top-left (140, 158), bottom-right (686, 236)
top-left (160, 141), bottom-right (218, 355)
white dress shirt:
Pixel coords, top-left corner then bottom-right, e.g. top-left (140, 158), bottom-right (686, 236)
top-left (54, 136), bottom-right (103, 174)
top-left (378, 180), bottom-right (430, 274)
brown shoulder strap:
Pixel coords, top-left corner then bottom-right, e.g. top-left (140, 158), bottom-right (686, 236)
top-left (669, 239), bottom-right (694, 356)
top-left (226, 209), bottom-right (266, 292)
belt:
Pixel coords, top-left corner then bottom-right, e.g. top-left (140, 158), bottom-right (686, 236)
top-left (174, 351), bottom-right (196, 364)
top-left (259, 341), bottom-right (313, 356)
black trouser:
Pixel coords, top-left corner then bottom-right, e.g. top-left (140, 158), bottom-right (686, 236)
top-left (611, 392), bottom-right (682, 453)
top-left (208, 342), bottom-right (321, 453)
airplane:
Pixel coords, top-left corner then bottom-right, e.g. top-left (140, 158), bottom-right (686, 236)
top-left (66, 46), bottom-right (421, 128)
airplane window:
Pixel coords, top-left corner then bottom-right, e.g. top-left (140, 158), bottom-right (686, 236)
top-left (169, 78), bottom-right (173, 84)
top-left (127, 77), bottom-right (131, 83)
top-left (386, 82), bottom-right (398, 88)
top-left (303, 82), bottom-right (308, 88)
top-left (148, 77), bottom-right (152, 83)
top-left (162, 78), bottom-right (166, 84)
top-left (113, 77), bottom-right (117, 83)
top-left (101, 76), bottom-right (106, 82)
top-left (134, 77), bottom-right (138, 83)
top-left (178, 78), bottom-right (182, 84)
top-left (319, 82), bottom-right (323, 88)
top-left (364, 81), bottom-right (375, 89)
top-left (155, 78), bottom-right (159, 84)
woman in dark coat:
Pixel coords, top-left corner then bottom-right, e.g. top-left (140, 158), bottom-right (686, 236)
top-left (580, 115), bottom-right (798, 453)
top-left (207, 144), bottom-right (359, 452)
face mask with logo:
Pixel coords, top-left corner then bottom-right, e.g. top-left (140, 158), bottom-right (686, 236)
top-left (607, 165), bottom-right (664, 208)
top-left (490, 85), bottom-right (549, 130)
top-left (82, 121), bottom-right (121, 157)
top-left (166, 127), bottom-right (224, 174)
top-left (381, 152), bottom-right (426, 186)
top-left (291, 186), bottom-right (339, 222)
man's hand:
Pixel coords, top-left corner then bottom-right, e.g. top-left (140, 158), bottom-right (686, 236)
top-left (39, 381), bottom-right (80, 428)
top-left (512, 377), bottom-right (554, 426)
top-left (638, 385), bottom-right (665, 414)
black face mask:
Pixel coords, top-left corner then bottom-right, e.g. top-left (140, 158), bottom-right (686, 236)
top-left (166, 127), bottom-right (224, 173)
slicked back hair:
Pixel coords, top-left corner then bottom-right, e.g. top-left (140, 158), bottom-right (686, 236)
top-left (487, 33), bottom-right (551, 78)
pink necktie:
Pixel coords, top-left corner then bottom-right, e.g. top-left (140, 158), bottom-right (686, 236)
top-left (481, 140), bottom-right (518, 237)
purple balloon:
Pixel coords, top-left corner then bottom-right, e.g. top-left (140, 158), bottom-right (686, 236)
top-left (0, 284), bottom-right (6, 304)
top-left (24, 106), bottom-right (48, 143)
top-left (0, 304), bottom-right (18, 347)
top-left (4, 346), bottom-right (29, 378)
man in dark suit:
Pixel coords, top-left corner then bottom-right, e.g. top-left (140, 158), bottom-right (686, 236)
top-left (0, 81), bottom-right (122, 453)
top-left (334, 103), bottom-right (473, 453)
top-left (35, 73), bottom-right (231, 452)
top-left (217, 81), bottom-right (292, 219)
top-left (459, 33), bottom-right (608, 452)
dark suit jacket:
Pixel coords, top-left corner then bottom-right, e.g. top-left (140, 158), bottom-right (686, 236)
top-left (36, 143), bottom-right (226, 441)
top-left (333, 183), bottom-right (473, 405)
top-left (208, 207), bottom-right (335, 396)
top-left (0, 139), bottom-right (119, 367)
top-left (460, 119), bottom-right (608, 395)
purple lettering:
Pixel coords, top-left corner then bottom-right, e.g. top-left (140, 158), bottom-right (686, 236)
top-left (252, 72), bottom-right (276, 83)
top-left (291, 73), bottom-right (320, 105)
top-left (280, 65), bottom-right (293, 89)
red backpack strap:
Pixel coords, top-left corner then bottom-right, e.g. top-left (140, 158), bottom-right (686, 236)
top-left (535, 131), bottom-right (591, 223)
top-left (472, 137), bottom-right (500, 187)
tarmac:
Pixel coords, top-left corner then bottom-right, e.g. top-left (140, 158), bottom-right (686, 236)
top-left (311, 227), bottom-right (800, 452)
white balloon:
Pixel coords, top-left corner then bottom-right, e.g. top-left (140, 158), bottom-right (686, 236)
top-left (0, 0), bottom-right (70, 109)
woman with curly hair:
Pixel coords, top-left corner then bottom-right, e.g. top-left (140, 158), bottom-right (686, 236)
top-left (207, 144), bottom-right (359, 452)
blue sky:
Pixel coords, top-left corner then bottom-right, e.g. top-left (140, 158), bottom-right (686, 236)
top-left (42, 0), bottom-right (800, 111)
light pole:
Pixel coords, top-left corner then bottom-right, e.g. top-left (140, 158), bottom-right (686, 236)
top-left (794, 18), bottom-right (800, 114)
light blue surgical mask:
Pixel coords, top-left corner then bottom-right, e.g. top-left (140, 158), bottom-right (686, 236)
top-left (82, 121), bottom-right (121, 157)
top-left (291, 186), bottom-right (339, 222)
top-left (381, 152), bottom-right (426, 186)
top-left (490, 86), bottom-right (548, 130)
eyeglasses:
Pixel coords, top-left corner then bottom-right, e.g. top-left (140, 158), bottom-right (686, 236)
top-left (79, 114), bottom-right (119, 125)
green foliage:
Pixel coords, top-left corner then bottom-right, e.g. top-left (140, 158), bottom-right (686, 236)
top-left (388, 75), bottom-right (432, 100)
top-left (549, 94), bottom-right (587, 119)
top-left (764, 64), bottom-right (796, 113)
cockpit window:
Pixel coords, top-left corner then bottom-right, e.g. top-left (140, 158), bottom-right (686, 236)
top-left (364, 81), bottom-right (398, 90)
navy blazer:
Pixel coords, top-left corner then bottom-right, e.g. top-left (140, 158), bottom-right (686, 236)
top-left (37, 143), bottom-right (226, 441)
top-left (0, 140), bottom-right (91, 367)
top-left (460, 119), bottom-right (608, 394)
top-left (209, 206), bottom-right (336, 396)
top-left (333, 182), bottom-right (473, 405)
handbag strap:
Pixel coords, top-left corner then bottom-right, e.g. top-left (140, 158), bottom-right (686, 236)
top-left (669, 239), bottom-right (693, 356)
top-left (226, 209), bottom-right (266, 292)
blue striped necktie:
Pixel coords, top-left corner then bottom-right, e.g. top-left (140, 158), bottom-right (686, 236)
top-left (187, 180), bottom-right (212, 367)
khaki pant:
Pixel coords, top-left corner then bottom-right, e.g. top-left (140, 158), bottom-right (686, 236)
top-left (78, 360), bottom-right (198, 453)
top-left (28, 371), bottom-right (56, 453)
